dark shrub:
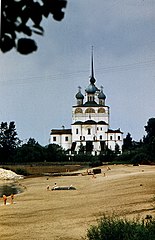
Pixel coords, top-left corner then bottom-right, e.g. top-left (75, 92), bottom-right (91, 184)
top-left (14, 168), bottom-right (30, 176)
top-left (86, 215), bottom-right (155, 240)
top-left (131, 153), bottom-right (149, 165)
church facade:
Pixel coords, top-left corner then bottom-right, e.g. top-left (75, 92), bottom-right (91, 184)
top-left (50, 54), bottom-right (123, 155)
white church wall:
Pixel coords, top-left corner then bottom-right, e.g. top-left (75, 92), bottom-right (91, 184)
top-left (96, 125), bottom-right (109, 141)
top-left (50, 134), bottom-right (72, 150)
top-left (107, 132), bottom-right (123, 152)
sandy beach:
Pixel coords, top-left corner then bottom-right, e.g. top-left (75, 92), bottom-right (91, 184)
top-left (0, 164), bottom-right (155, 240)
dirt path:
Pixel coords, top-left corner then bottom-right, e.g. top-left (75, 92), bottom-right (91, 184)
top-left (0, 164), bottom-right (155, 240)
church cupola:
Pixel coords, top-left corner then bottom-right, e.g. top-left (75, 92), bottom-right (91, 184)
top-left (85, 47), bottom-right (99, 102)
top-left (75, 86), bottom-right (84, 105)
top-left (98, 86), bottom-right (106, 105)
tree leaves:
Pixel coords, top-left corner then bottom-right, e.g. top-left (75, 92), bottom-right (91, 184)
top-left (144, 118), bottom-right (155, 143)
top-left (43, 0), bottom-right (67, 21)
top-left (29, 2), bottom-right (43, 26)
top-left (17, 38), bottom-right (37, 54)
top-left (1, 35), bottom-right (16, 53)
top-left (0, 121), bottom-right (20, 162)
top-left (1, 0), bottom-right (67, 54)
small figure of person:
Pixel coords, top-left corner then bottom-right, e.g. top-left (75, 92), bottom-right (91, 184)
top-left (10, 194), bottom-right (14, 204)
top-left (52, 182), bottom-right (57, 190)
top-left (92, 173), bottom-right (96, 178)
top-left (3, 195), bottom-right (7, 205)
top-left (47, 185), bottom-right (50, 191)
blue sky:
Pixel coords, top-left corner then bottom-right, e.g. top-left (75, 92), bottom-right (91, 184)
top-left (0, 0), bottom-right (155, 145)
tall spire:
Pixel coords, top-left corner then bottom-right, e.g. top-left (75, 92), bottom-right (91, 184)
top-left (91, 46), bottom-right (94, 78)
top-left (90, 46), bottom-right (96, 84)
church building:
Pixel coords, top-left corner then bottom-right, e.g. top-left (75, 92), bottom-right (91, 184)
top-left (50, 52), bottom-right (123, 155)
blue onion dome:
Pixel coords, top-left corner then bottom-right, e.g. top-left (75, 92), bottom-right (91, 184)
top-left (85, 83), bottom-right (98, 94)
top-left (98, 86), bottom-right (106, 99)
top-left (75, 86), bottom-right (84, 99)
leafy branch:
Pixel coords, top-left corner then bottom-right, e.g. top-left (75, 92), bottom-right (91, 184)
top-left (1, 0), bottom-right (67, 54)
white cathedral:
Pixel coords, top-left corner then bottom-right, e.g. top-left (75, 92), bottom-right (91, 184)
top-left (50, 53), bottom-right (123, 155)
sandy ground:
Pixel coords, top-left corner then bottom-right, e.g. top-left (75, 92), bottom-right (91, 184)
top-left (0, 164), bottom-right (155, 240)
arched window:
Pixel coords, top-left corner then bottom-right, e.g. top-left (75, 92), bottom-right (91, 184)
top-left (98, 108), bottom-right (105, 113)
top-left (88, 96), bottom-right (94, 101)
top-left (75, 108), bottom-right (83, 114)
top-left (88, 128), bottom-right (91, 135)
top-left (85, 108), bottom-right (95, 113)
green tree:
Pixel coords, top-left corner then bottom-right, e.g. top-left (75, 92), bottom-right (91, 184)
top-left (78, 143), bottom-right (85, 154)
top-left (1, 0), bottom-right (67, 54)
top-left (115, 143), bottom-right (120, 155)
top-left (101, 146), bottom-right (115, 162)
top-left (0, 121), bottom-right (20, 162)
top-left (44, 143), bottom-right (68, 162)
top-left (143, 118), bottom-right (155, 161)
top-left (27, 137), bottom-right (38, 146)
top-left (144, 118), bottom-right (155, 143)
top-left (15, 138), bottom-right (44, 163)
top-left (122, 132), bottom-right (133, 152)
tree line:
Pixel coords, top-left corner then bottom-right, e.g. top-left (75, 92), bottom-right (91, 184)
top-left (0, 118), bottom-right (155, 165)
top-left (0, 122), bottom-right (68, 164)
top-left (119, 118), bottom-right (155, 165)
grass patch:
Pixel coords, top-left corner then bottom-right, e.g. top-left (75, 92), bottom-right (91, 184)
top-left (0, 163), bottom-right (86, 176)
top-left (85, 215), bottom-right (155, 240)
